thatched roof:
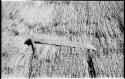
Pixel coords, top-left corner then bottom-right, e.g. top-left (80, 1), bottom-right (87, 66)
top-left (2, 1), bottom-right (124, 78)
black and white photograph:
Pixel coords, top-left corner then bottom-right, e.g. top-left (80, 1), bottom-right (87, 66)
top-left (1, 0), bottom-right (124, 78)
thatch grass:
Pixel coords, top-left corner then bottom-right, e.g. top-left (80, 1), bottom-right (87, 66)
top-left (2, 1), bottom-right (124, 78)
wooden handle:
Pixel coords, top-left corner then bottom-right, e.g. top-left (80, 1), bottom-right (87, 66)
top-left (33, 38), bottom-right (96, 50)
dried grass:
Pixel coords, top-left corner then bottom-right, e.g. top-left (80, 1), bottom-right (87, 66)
top-left (2, 1), bottom-right (124, 78)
